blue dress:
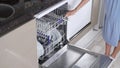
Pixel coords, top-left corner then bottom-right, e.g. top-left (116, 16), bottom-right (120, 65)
top-left (102, 0), bottom-right (120, 47)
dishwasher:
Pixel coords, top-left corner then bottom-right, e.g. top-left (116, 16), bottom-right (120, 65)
top-left (34, 0), bottom-right (112, 68)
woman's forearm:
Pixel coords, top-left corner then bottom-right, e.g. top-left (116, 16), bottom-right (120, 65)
top-left (75, 0), bottom-right (89, 11)
top-left (65, 0), bottom-right (89, 17)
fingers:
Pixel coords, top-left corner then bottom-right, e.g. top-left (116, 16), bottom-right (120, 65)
top-left (65, 12), bottom-right (69, 17)
top-left (65, 12), bottom-right (71, 17)
top-left (65, 10), bottom-right (76, 17)
top-left (65, 13), bottom-right (69, 17)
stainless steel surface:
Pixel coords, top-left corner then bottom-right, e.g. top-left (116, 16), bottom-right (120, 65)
top-left (90, 55), bottom-right (112, 68)
top-left (42, 45), bottom-right (68, 67)
top-left (42, 45), bottom-right (85, 68)
top-left (39, 45), bottom-right (112, 68)
top-left (72, 53), bottom-right (97, 68)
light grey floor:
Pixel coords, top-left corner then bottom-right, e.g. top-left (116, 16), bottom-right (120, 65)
top-left (71, 26), bottom-right (120, 68)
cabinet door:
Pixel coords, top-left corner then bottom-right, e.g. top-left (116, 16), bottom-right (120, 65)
top-left (0, 19), bottom-right (38, 68)
top-left (67, 0), bottom-right (92, 40)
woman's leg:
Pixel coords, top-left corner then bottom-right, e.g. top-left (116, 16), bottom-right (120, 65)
top-left (111, 41), bottom-right (120, 58)
top-left (105, 43), bottom-right (111, 56)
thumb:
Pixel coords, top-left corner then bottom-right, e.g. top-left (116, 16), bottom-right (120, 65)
top-left (65, 12), bottom-right (70, 17)
top-left (65, 13), bottom-right (68, 17)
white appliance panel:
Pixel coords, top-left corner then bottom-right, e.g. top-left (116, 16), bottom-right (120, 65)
top-left (67, 0), bottom-right (92, 40)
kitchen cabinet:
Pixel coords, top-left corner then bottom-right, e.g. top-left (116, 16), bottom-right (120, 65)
top-left (0, 19), bottom-right (38, 68)
top-left (67, 0), bottom-right (93, 40)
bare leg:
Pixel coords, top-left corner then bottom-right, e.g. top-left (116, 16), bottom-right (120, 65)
top-left (111, 41), bottom-right (120, 58)
top-left (105, 43), bottom-right (111, 56)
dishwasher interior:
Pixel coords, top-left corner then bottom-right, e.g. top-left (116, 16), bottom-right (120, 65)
top-left (36, 1), bottom-right (112, 68)
top-left (36, 3), bottom-right (68, 65)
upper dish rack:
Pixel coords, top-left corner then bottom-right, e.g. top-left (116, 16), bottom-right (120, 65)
top-left (36, 12), bottom-right (67, 33)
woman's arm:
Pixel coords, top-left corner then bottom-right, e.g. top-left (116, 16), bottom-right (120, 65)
top-left (65, 0), bottom-right (89, 17)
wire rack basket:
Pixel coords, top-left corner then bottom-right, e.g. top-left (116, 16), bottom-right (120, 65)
top-left (36, 7), bottom-right (68, 59)
top-left (36, 12), bottom-right (67, 33)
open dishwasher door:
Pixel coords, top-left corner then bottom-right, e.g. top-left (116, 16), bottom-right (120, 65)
top-left (40, 45), bottom-right (112, 68)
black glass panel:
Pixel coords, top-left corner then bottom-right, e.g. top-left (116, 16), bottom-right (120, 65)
top-left (0, 6), bottom-right (13, 18)
top-left (0, 4), bottom-right (15, 20)
top-left (0, 0), bottom-right (19, 5)
top-left (24, 0), bottom-right (31, 2)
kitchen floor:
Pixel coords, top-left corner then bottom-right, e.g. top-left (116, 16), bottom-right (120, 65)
top-left (70, 24), bottom-right (120, 68)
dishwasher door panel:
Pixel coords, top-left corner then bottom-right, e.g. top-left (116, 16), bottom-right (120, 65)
top-left (40, 45), bottom-right (112, 68)
top-left (47, 45), bottom-right (85, 68)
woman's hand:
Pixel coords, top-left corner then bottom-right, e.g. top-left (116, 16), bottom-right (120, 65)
top-left (65, 0), bottom-right (89, 17)
top-left (65, 9), bottom-right (77, 17)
